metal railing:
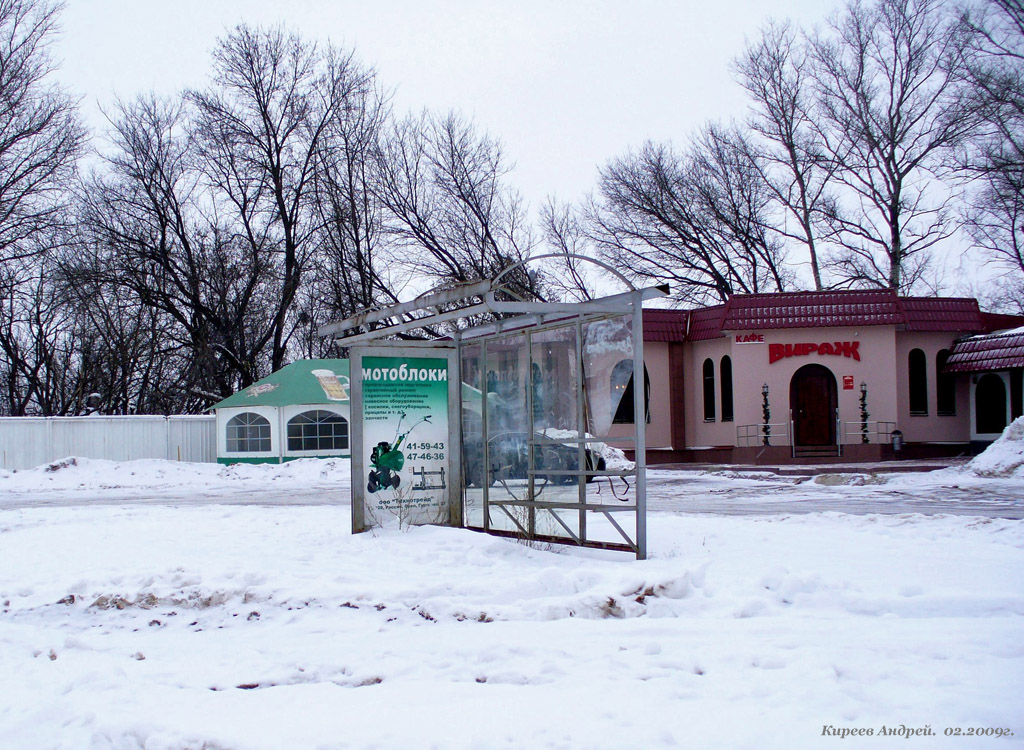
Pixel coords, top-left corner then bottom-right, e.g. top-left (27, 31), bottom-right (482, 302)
top-left (736, 422), bottom-right (791, 448)
top-left (739, 418), bottom-right (898, 453)
top-left (840, 420), bottom-right (897, 446)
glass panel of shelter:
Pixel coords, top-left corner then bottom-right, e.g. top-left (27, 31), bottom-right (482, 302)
top-left (461, 342), bottom-right (485, 529)
top-left (460, 313), bottom-right (640, 553)
top-left (582, 316), bottom-right (633, 435)
top-left (581, 316), bottom-right (638, 550)
top-left (481, 331), bottom-right (531, 536)
top-left (528, 324), bottom-right (581, 542)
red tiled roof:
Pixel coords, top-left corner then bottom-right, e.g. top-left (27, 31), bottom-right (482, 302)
top-left (945, 329), bottom-right (1024, 373)
top-left (720, 290), bottom-right (903, 330)
top-left (639, 292), bottom-right (1024, 344)
top-left (899, 297), bottom-right (984, 332)
top-left (642, 309), bottom-right (688, 342)
top-left (687, 304), bottom-right (728, 341)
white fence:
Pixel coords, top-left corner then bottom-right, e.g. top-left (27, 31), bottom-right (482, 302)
top-left (0, 415), bottom-right (217, 470)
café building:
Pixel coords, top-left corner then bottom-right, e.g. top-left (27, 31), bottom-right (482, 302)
top-left (620, 290), bottom-right (1024, 463)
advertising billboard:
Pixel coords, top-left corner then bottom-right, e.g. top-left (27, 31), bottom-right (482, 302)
top-left (352, 350), bottom-right (457, 530)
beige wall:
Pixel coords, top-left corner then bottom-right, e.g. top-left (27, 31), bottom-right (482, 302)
top-left (682, 337), bottom-right (735, 448)
top-left (606, 342), bottom-right (674, 449)
top-left (686, 326), bottom-right (915, 448)
top-left (610, 325), bottom-right (974, 452)
top-left (644, 343), bottom-right (673, 448)
top-left (894, 332), bottom-right (970, 442)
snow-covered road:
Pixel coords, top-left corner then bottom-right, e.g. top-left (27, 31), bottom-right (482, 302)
top-left (3, 461), bottom-right (1023, 519)
top-left (645, 467), bottom-right (1024, 518)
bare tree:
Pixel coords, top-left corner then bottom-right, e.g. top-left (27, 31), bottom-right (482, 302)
top-left (0, 0), bottom-right (84, 268)
top-left (0, 264), bottom-right (41, 413)
top-left (735, 20), bottom-right (838, 290)
top-left (956, 0), bottom-right (1024, 283)
top-left (74, 95), bottom-right (281, 404)
top-left (539, 198), bottom-right (600, 302)
top-left (693, 124), bottom-right (793, 293)
top-left (0, 0), bottom-right (84, 414)
top-left (188, 25), bottom-right (373, 371)
top-left (809, 0), bottom-right (977, 291)
top-left (0, 260), bottom-right (85, 415)
top-left (299, 76), bottom-right (399, 357)
top-left (588, 133), bottom-right (789, 306)
top-left (374, 111), bottom-right (537, 296)
top-left (53, 249), bottom-right (200, 414)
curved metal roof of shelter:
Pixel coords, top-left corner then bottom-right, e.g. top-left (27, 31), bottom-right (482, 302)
top-left (318, 258), bottom-right (669, 346)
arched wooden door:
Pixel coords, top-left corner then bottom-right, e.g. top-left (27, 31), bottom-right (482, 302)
top-left (975, 373), bottom-right (1007, 435)
top-left (790, 364), bottom-right (838, 446)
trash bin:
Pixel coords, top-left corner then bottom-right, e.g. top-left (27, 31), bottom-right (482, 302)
top-left (890, 429), bottom-right (903, 454)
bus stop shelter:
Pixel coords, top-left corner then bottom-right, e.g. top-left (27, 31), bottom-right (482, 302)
top-left (319, 257), bottom-right (666, 559)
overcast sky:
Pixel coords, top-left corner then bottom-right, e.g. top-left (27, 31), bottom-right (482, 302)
top-left (53, 0), bottom-right (840, 210)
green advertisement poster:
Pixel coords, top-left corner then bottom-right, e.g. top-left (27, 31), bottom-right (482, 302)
top-left (361, 356), bottom-right (449, 527)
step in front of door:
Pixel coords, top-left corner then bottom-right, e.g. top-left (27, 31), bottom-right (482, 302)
top-left (793, 446), bottom-right (841, 458)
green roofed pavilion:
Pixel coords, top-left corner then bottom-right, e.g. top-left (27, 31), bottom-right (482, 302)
top-left (212, 360), bottom-right (351, 464)
top-left (211, 359), bottom-right (350, 410)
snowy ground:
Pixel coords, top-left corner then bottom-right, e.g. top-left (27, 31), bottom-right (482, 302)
top-left (1, 439), bottom-right (1023, 748)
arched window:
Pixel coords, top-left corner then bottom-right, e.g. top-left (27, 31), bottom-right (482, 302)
top-left (720, 356), bottom-right (734, 422)
top-left (703, 358), bottom-right (716, 422)
top-left (909, 349), bottom-right (928, 415)
top-left (936, 349), bottom-right (955, 416)
top-left (287, 410), bottom-right (349, 451)
top-left (610, 359), bottom-right (632, 408)
top-left (226, 412), bottom-right (271, 452)
top-left (611, 359), bottom-right (650, 424)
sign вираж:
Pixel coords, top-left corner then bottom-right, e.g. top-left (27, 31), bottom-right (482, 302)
top-left (769, 341), bottom-right (860, 364)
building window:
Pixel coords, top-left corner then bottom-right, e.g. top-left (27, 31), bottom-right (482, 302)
top-left (720, 356), bottom-right (734, 422)
top-left (703, 358), bottom-right (716, 422)
top-left (287, 410), bottom-right (349, 452)
top-left (936, 349), bottom-right (955, 416)
top-left (909, 349), bottom-right (928, 415)
top-left (226, 412), bottom-right (271, 452)
top-left (611, 359), bottom-right (650, 424)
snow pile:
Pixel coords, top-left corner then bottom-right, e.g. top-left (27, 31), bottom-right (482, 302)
top-left (0, 456), bottom-right (350, 494)
top-left (964, 416), bottom-right (1024, 477)
top-left (600, 442), bottom-right (633, 470)
top-left (537, 428), bottom-right (635, 471)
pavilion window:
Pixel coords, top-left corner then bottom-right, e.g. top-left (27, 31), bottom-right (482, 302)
top-left (226, 413), bottom-right (271, 452)
top-left (287, 410), bottom-right (349, 451)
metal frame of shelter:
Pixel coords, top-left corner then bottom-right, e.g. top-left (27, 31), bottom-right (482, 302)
top-left (319, 255), bottom-right (667, 559)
